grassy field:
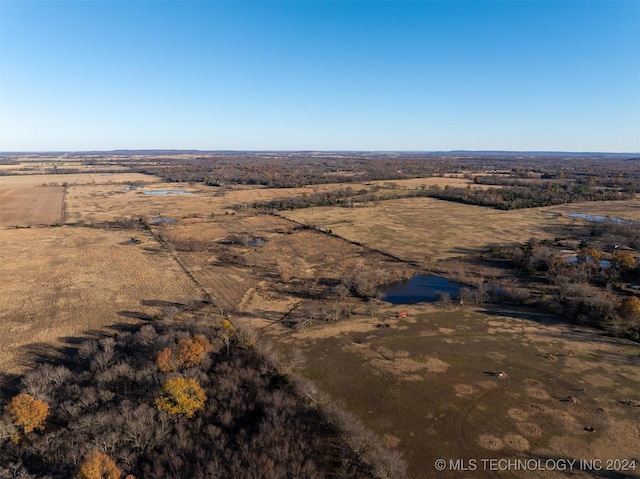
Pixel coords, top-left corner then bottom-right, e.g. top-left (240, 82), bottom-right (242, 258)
top-left (548, 200), bottom-right (640, 223)
top-left (1, 166), bottom-right (639, 478)
top-left (155, 213), bottom-right (409, 313)
top-left (281, 197), bottom-right (584, 261)
top-left (0, 172), bottom-right (160, 187)
top-left (0, 226), bottom-right (200, 374)
top-left (0, 187), bottom-right (64, 226)
top-left (242, 304), bottom-right (640, 479)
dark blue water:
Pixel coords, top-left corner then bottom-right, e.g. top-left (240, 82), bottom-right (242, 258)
top-left (380, 275), bottom-right (466, 304)
top-left (150, 217), bottom-right (176, 223)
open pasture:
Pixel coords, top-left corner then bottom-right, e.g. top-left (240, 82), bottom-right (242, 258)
top-left (0, 186), bottom-right (64, 227)
top-left (282, 197), bottom-right (581, 261)
top-left (154, 212), bottom-right (411, 313)
top-left (2, 161), bottom-right (639, 478)
top-left (0, 172), bottom-right (160, 187)
top-left (63, 183), bottom-right (221, 224)
top-left (0, 227), bottom-right (200, 374)
top-left (249, 305), bottom-right (640, 479)
top-left (62, 180), bottom-right (388, 224)
top-left (365, 175), bottom-right (483, 190)
top-left (548, 198), bottom-right (640, 223)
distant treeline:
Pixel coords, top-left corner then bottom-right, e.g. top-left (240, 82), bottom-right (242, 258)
top-left (428, 183), bottom-right (635, 210)
top-left (246, 181), bottom-right (635, 212)
top-left (131, 153), bottom-right (640, 189)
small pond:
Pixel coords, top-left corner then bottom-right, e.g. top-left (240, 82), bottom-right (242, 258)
top-left (565, 256), bottom-right (611, 267)
top-left (150, 217), bottom-right (176, 224)
top-left (566, 213), bottom-right (629, 224)
top-left (379, 275), bottom-right (466, 304)
top-left (249, 237), bottom-right (267, 246)
top-left (144, 190), bottom-right (192, 195)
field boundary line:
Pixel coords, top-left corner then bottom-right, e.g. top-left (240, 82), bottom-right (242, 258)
top-left (61, 185), bottom-right (67, 224)
top-left (272, 212), bottom-right (422, 268)
top-left (144, 222), bottom-right (213, 304)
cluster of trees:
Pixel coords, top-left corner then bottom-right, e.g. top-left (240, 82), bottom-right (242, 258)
top-left (0, 318), bottom-right (406, 478)
top-left (428, 183), bottom-right (635, 210)
top-left (127, 152), bottom-right (640, 190)
top-left (248, 181), bottom-right (636, 215)
top-left (587, 217), bottom-right (640, 252)
top-left (499, 238), bottom-right (640, 340)
top-left (250, 186), bottom-right (375, 211)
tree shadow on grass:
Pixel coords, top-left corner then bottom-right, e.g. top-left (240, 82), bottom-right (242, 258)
top-left (13, 330), bottom-right (113, 373)
top-left (118, 310), bottom-right (156, 321)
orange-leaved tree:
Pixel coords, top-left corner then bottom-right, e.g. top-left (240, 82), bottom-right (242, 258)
top-left (618, 296), bottom-right (640, 324)
top-left (76, 450), bottom-right (122, 479)
top-left (612, 251), bottom-right (636, 273)
top-left (4, 393), bottom-right (49, 434)
top-left (155, 377), bottom-right (206, 418)
top-left (156, 347), bottom-right (175, 373)
top-left (176, 335), bottom-right (212, 368)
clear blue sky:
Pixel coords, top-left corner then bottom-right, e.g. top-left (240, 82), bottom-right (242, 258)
top-left (1, 0), bottom-right (638, 152)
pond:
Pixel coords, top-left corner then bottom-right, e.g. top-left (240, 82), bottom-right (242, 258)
top-left (379, 275), bottom-right (466, 304)
top-left (248, 237), bottom-right (267, 246)
top-left (566, 213), bottom-right (630, 224)
top-left (565, 256), bottom-right (611, 267)
top-left (144, 190), bottom-right (192, 195)
top-left (150, 217), bottom-right (176, 224)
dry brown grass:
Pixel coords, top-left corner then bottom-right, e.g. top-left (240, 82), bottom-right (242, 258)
top-left (3, 164), bottom-right (640, 477)
top-left (547, 198), bottom-right (640, 223)
top-left (0, 172), bottom-right (160, 187)
top-left (155, 213), bottom-right (408, 313)
top-left (366, 175), bottom-right (487, 189)
top-left (282, 197), bottom-right (579, 261)
top-left (64, 183), bottom-right (212, 223)
top-left (0, 187), bottom-right (64, 227)
top-left (243, 305), bottom-right (640, 479)
top-left (0, 227), bottom-right (200, 374)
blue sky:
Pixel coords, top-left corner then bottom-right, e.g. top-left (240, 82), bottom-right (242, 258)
top-left (1, 1), bottom-right (638, 152)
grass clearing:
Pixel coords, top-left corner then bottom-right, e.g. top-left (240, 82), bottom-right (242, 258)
top-left (282, 197), bottom-right (580, 261)
top-left (0, 187), bottom-right (64, 226)
top-left (247, 305), bottom-right (640, 479)
top-left (0, 227), bottom-right (200, 374)
top-left (0, 172), bottom-right (160, 187)
top-left (2, 163), bottom-right (639, 478)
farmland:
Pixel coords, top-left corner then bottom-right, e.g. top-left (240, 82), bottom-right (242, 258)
top-left (243, 305), bottom-right (640, 479)
top-left (0, 153), bottom-right (639, 478)
top-left (0, 226), bottom-right (199, 375)
top-left (0, 187), bottom-right (64, 227)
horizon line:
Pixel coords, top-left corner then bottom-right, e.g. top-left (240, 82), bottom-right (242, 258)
top-left (2, 149), bottom-right (639, 156)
